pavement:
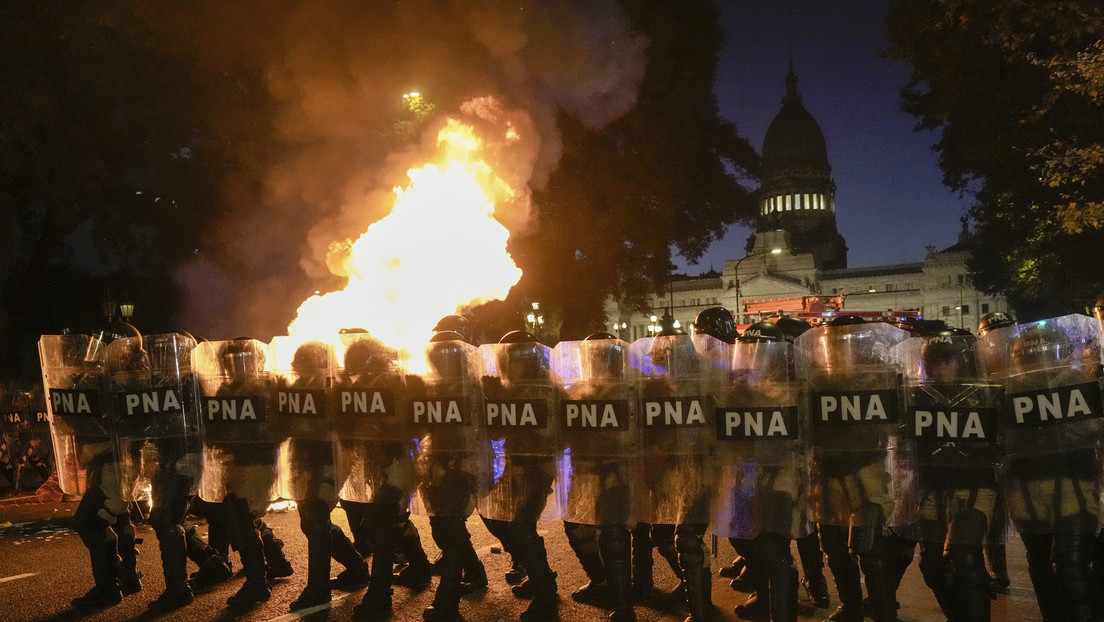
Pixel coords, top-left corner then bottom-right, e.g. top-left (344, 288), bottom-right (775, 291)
top-left (0, 490), bottom-right (1047, 622)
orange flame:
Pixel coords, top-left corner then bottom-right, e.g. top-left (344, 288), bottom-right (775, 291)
top-left (287, 117), bottom-right (523, 369)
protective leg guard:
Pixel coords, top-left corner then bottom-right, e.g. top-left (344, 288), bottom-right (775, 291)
top-left (225, 497), bottom-right (270, 608)
top-left (332, 524), bottom-right (371, 589)
top-left (859, 547), bottom-right (899, 622)
top-left (1054, 523), bottom-right (1100, 622)
top-left (733, 549), bottom-right (769, 621)
top-left (511, 521), bottom-right (559, 622)
top-left (149, 523), bottom-right (194, 611)
top-left (259, 519), bottom-right (294, 580)
top-left (394, 513), bottom-right (432, 588)
top-left (600, 525), bottom-right (636, 622)
top-left (424, 516), bottom-right (464, 621)
top-left (631, 522), bottom-right (654, 601)
top-left (756, 532), bottom-right (798, 622)
top-left (72, 490), bottom-right (123, 609)
top-left (340, 499), bottom-right (372, 558)
top-left (1022, 533), bottom-right (1061, 622)
top-left (797, 528), bottom-right (829, 608)
top-left (566, 521), bottom-right (609, 604)
top-left (820, 524), bottom-right (863, 622)
top-left (358, 503), bottom-right (400, 613)
top-left (112, 510), bottom-right (142, 594)
top-left (917, 522), bottom-right (955, 621)
top-left (651, 522), bottom-right (685, 601)
top-left (676, 524), bottom-right (712, 622)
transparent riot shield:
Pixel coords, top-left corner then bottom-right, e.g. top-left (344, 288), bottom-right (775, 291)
top-left (477, 338), bottom-right (561, 523)
top-left (39, 334), bottom-right (117, 497)
top-left (107, 333), bottom-right (202, 508)
top-left (896, 334), bottom-right (1003, 545)
top-left (795, 322), bottom-right (911, 528)
top-left (988, 314), bottom-right (1104, 534)
top-left (334, 333), bottom-right (415, 506)
top-left (195, 338), bottom-right (277, 509)
top-left (551, 338), bottom-right (639, 527)
top-left (630, 333), bottom-right (716, 526)
top-left (713, 340), bottom-right (810, 540)
top-left (410, 337), bottom-right (489, 517)
top-left (271, 337), bottom-right (337, 503)
top-left (15, 384), bottom-right (53, 486)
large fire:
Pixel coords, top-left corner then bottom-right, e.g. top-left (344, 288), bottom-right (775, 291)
top-left (286, 115), bottom-right (523, 369)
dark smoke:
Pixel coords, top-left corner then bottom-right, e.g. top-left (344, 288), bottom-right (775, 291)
top-left (170, 0), bottom-right (647, 340)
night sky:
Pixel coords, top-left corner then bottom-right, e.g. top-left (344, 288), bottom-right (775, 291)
top-left (673, 1), bottom-right (972, 273)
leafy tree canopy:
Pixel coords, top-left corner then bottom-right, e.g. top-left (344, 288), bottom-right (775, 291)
top-left (885, 0), bottom-right (1104, 319)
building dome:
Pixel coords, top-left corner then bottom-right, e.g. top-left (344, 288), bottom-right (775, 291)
top-left (762, 69), bottom-right (829, 172)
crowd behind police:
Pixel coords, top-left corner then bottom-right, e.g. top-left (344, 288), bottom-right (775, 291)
top-left (31, 300), bottom-right (1104, 622)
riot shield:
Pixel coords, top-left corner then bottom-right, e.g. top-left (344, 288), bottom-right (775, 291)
top-left (795, 322), bottom-right (911, 528)
top-left (334, 333), bottom-right (415, 506)
top-left (713, 339), bottom-right (809, 540)
top-left (410, 336), bottom-right (489, 517)
top-left (21, 383), bottom-right (54, 482)
top-left (195, 338), bottom-right (277, 508)
top-left (39, 334), bottom-right (117, 497)
top-left (988, 314), bottom-right (1104, 534)
top-left (271, 337), bottom-right (337, 503)
top-left (630, 333), bottom-right (717, 526)
top-left (477, 337), bottom-right (561, 523)
top-left (895, 334), bottom-right (1003, 544)
top-left (551, 337), bottom-right (639, 527)
top-left (107, 334), bottom-right (202, 505)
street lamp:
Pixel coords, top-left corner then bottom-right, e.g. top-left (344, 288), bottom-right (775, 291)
top-left (526, 301), bottom-right (544, 337)
top-left (119, 301), bottom-right (135, 323)
top-left (732, 248), bottom-right (782, 326)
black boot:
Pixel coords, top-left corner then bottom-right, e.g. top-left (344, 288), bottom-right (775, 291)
top-left (566, 521), bottom-right (609, 604)
top-left (733, 551), bottom-right (769, 622)
top-left (355, 503), bottom-right (399, 617)
top-left (332, 524), bottom-right (371, 590)
top-left (757, 533), bottom-right (798, 622)
top-left (225, 498), bottom-right (270, 608)
top-left (113, 511), bottom-right (142, 595)
top-left (72, 537), bottom-right (123, 609)
top-left (820, 525), bottom-right (864, 622)
top-left (677, 526), bottom-right (712, 622)
top-left (259, 519), bottom-right (294, 581)
top-left (631, 523), bottom-right (654, 602)
top-left (601, 526), bottom-right (636, 622)
top-left (652, 523), bottom-right (685, 601)
top-left (185, 519), bottom-right (233, 592)
top-left (1055, 526), bottom-right (1100, 622)
top-left (1023, 533), bottom-right (1062, 622)
top-left (986, 543), bottom-right (1010, 592)
top-left (512, 523), bottom-right (559, 622)
top-left (797, 529), bottom-right (830, 607)
top-left (149, 524), bottom-right (194, 611)
top-left (918, 538), bottom-right (956, 621)
top-left (395, 513), bottom-right (432, 588)
top-left (858, 551), bottom-right (897, 622)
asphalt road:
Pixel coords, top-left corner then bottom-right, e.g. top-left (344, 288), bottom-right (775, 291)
top-left (0, 497), bottom-right (1045, 622)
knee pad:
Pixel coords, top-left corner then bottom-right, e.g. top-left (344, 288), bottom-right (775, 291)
top-left (848, 502), bottom-right (885, 555)
top-left (298, 498), bottom-right (332, 540)
top-left (565, 521), bottom-right (600, 556)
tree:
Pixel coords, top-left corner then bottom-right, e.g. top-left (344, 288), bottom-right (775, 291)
top-left (884, 0), bottom-right (1104, 319)
top-left (520, 0), bottom-right (758, 338)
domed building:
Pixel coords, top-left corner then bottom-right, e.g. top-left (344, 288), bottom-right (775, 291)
top-left (604, 64), bottom-right (1010, 336)
top-left (756, 63), bottom-right (848, 270)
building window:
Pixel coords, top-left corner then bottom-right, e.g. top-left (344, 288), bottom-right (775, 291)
top-left (961, 304), bottom-right (970, 315)
top-left (942, 306), bottom-right (951, 316)
top-left (982, 303), bottom-right (990, 314)
top-left (885, 283), bottom-right (895, 292)
top-left (958, 274), bottom-right (966, 285)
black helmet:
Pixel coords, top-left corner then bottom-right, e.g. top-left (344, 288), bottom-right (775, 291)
top-left (434, 315), bottom-right (472, 344)
top-left (738, 321), bottom-right (785, 343)
top-left (582, 332), bottom-right (624, 380)
top-left (426, 330), bottom-right (469, 379)
top-left (1011, 322), bottom-right (1073, 371)
top-left (827, 314), bottom-right (865, 327)
top-left (86, 321), bottom-right (141, 363)
top-left (218, 338), bottom-right (266, 381)
top-left (496, 330), bottom-right (546, 383)
top-left (691, 307), bottom-right (737, 344)
top-left (343, 335), bottom-right (397, 375)
top-left (774, 316), bottom-right (811, 342)
top-left (977, 311), bottom-right (1016, 337)
top-left (291, 341), bottom-right (331, 376)
top-left (921, 331), bottom-right (978, 381)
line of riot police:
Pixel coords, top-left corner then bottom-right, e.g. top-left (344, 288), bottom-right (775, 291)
top-left (37, 304), bottom-right (1104, 622)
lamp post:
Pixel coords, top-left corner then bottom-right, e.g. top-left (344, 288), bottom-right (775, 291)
top-left (526, 301), bottom-right (544, 338)
top-left (731, 248), bottom-right (782, 326)
top-left (119, 300), bottom-right (135, 323)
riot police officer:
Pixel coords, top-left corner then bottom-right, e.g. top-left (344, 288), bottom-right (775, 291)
top-left (554, 332), bottom-right (640, 621)
top-left (41, 326), bottom-right (143, 609)
top-left (272, 338), bottom-right (370, 611)
top-left (411, 330), bottom-right (490, 620)
top-left (109, 332), bottom-right (205, 611)
top-left (983, 315), bottom-right (1104, 621)
top-left (480, 330), bottom-right (562, 620)
top-left (795, 316), bottom-right (912, 622)
top-left (196, 338), bottom-right (281, 607)
top-left (335, 333), bottom-right (426, 618)
top-left (716, 320), bottom-right (807, 622)
top-left (633, 320), bottom-right (721, 621)
top-left (897, 329), bottom-right (1002, 621)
